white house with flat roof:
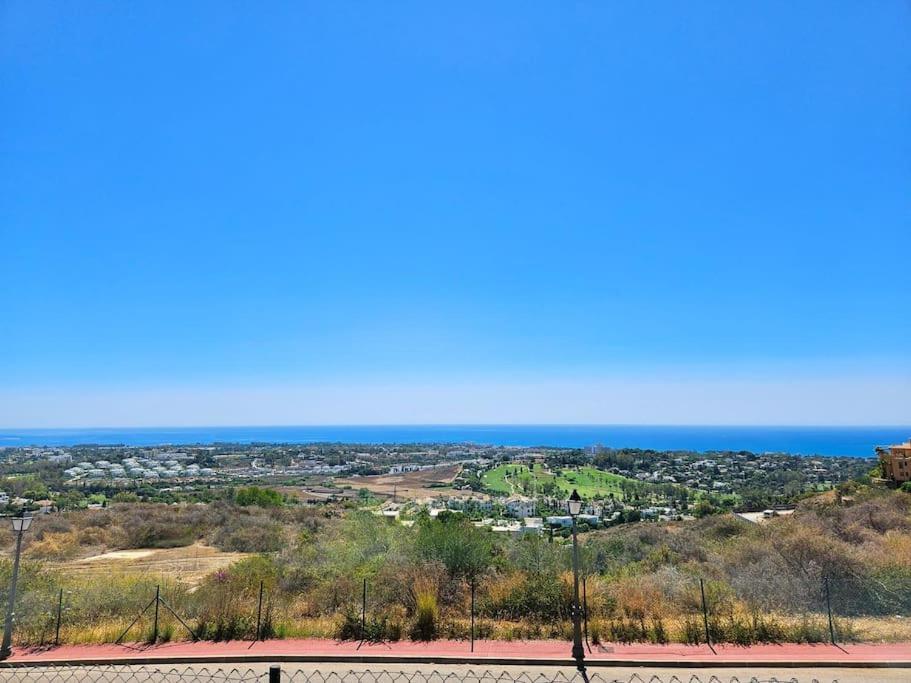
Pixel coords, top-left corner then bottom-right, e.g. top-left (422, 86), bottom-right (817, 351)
top-left (505, 496), bottom-right (536, 518)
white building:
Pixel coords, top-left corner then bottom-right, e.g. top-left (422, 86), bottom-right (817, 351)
top-left (520, 517), bottom-right (544, 536)
top-left (491, 521), bottom-right (522, 535)
top-left (505, 496), bottom-right (536, 518)
top-left (447, 495), bottom-right (493, 512)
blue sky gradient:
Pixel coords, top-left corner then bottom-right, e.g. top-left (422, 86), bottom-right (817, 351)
top-left (2, 2), bottom-right (909, 426)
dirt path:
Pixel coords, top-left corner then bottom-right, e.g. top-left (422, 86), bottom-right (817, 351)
top-left (53, 543), bottom-right (251, 585)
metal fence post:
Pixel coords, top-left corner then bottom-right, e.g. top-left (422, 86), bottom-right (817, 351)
top-left (361, 578), bottom-right (367, 640)
top-left (256, 580), bottom-right (264, 641)
top-left (582, 576), bottom-right (590, 653)
top-left (825, 575), bottom-right (836, 645)
top-left (54, 589), bottom-right (63, 647)
top-left (699, 578), bottom-right (715, 654)
top-left (152, 585), bottom-right (160, 643)
top-left (269, 664), bottom-right (281, 683)
top-left (470, 580), bottom-right (475, 653)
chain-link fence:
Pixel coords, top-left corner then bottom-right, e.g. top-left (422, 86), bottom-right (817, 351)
top-left (0, 666), bottom-right (263, 682)
top-left (0, 668), bottom-right (840, 683)
top-left (0, 571), bottom-right (885, 650)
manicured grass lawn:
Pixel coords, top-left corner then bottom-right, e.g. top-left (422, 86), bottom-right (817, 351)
top-left (481, 463), bottom-right (633, 499)
top-left (553, 465), bottom-right (629, 498)
top-left (480, 464), bottom-right (532, 494)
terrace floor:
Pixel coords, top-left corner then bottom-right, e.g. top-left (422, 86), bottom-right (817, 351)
top-left (5, 638), bottom-right (910, 667)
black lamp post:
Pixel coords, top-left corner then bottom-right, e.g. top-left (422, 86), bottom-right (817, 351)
top-left (1, 511), bottom-right (33, 659)
top-left (567, 489), bottom-right (585, 671)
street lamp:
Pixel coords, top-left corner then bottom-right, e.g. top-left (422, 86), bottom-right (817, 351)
top-left (1, 511), bottom-right (33, 659)
top-left (566, 489), bottom-right (585, 672)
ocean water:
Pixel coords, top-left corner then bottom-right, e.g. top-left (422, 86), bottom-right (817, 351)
top-left (0, 425), bottom-right (908, 457)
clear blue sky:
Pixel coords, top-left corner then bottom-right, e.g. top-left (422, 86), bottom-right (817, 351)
top-left (2, 2), bottom-right (909, 427)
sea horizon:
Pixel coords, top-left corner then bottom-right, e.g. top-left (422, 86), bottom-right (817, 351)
top-left (1, 424), bottom-right (908, 456)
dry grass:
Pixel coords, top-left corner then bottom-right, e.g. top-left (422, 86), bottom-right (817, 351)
top-left (337, 464), bottom-right (462, 499)
top-left (49, 614), bottom-right (911, 646)
top-left (843, 616), bottom-right (911, 643)
top-left (49, 543), bottom-right (251, 586)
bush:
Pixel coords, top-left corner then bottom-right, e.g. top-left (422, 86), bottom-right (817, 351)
top-left (334, 607), bottom-right (401, 642)
top-left (210, 515), bottom-right (285, 553)
top-left (409, 581), bottom-right (438, 641)
top-left (27, 531), bottom-right (80, 560)
top-left (234, 487), bottom-right (284, 508)
top-left (482, 572), bottom-right (565, 620)
top-left (193, 557), bottom-right (278, 641)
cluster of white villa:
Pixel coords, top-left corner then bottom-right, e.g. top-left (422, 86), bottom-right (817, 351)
top-left (64, 456), bottom-right (216, 481)
top-left (374, 493), bottom-right (615, 537)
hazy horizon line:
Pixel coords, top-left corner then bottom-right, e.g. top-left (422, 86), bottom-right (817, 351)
top-left (3, 423), bottom-right (910, 431)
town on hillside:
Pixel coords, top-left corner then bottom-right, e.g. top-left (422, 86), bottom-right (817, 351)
top-left (1, 438), bottom-right (898, 537)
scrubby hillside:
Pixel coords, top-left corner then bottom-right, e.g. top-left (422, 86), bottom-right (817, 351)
top-left (1, 485), bottom-right (908, 646)
top-left (578, 484), bottom-right (910, 637)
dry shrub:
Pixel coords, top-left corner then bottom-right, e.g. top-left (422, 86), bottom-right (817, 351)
top-left (409, 575), bottom-right (439, 641)
top-left (193, 556), bottom-right (278, 640)
top-left (77, 508), bottom-right (113, 529)
top-left (881, 530), bottom-right (911, 568)
top-left (32, 516), bottom-right (73, 538)
top-left (77, 526), bottom-right (109, 547)
top-left (481, 570), bottom-right (565, 620)
top-left (579, 573), bottom-right (609, 617)
top-left (26, 531), bottom-right (80, 560)
top-left (609, 574), bottom-right (668, 621)
top-left (482, 571), bottom-right (527, 616)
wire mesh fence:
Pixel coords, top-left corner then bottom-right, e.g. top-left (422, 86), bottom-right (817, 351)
top-left (0, 668), bottom-right (841, 683)
top-left (0, 570), bottom-right (884, 650)
top-left (2, 548), bottom-right (907, 651)
top-left (281, 670), bottom-right (838, 683)
top-left (0, 666), bottom-right (264, 682)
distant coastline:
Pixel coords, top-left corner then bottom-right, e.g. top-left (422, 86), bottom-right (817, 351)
top-left (0, 424), bottom-right (907, 456)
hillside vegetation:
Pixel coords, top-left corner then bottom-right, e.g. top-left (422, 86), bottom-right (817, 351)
top-left (1, 484), bottom-right (908, 646)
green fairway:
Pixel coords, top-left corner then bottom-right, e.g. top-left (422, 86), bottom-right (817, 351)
top-left (552, 465), bottom-right (630, 498)
top-left (481, 463), bottom-right (634, 499)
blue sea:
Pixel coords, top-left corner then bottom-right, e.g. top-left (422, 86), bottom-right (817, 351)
top-left (0, 425), bottom-right (908, 457)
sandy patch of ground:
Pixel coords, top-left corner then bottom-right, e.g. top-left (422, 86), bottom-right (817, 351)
top-left (76, 549), bottom-right (155, 562)
top-left (338, 464), bottom-right (462, 499)
top-left (53, 543), bottom-right (250, 585)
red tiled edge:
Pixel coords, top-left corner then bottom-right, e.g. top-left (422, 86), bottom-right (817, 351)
top-left (3, 639), bottom-right (910, 668)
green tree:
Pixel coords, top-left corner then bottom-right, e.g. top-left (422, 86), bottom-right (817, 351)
top-left (234, 486), bottom-right (284, 508)
top-left (414, 514), bottom-right (493, 581)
